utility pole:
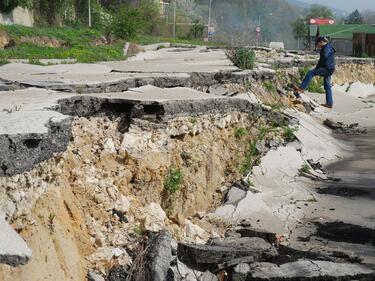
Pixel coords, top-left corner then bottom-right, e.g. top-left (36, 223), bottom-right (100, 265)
top-left (88, 0), bottom-right (92, 27)
top-left (208, 0), bottom-right (213, 39)
top-left (256, 13), bottom-right (273, 46)
top-left (173, 0), bottom-right (177, 37)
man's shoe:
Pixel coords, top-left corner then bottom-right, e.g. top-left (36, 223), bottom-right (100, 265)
top-left (292, 85), bottom-right (304, 93)
top-left (320, 103), bottom-right (333, 109)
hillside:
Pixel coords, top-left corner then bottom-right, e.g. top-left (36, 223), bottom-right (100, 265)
top-left (286, 0), bottom-right (348, 17)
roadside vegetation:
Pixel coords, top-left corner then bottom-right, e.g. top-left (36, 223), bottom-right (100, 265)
top-left (0, 1), bottom-right (222, 64)
top-left (226, 47), bottom-right (256, 69)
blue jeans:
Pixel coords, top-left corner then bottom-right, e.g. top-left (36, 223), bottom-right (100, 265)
top-left (300, 68), bottom-right (334, 105)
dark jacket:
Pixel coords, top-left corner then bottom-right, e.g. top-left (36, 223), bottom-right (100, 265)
top-left (316, 42), bottom-right (336, 72)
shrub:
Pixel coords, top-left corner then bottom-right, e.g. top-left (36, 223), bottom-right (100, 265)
top-left (189, 20), bottom-right (205, 39)
top-left (227, 47), bottom-right (256, 69)
top-left (283, 126), bottom-right (297, 142)
top-left (91, 2), bottom-right (113, 31)
top-left (234, 127), bottom-right (248, 139)
top-left (164, 167), bottom-right (183, 194)
top-left (299, 163), bottom-right (311, 174)
top-left (239, 140), bottom-right (260, 175)
top-left (112, 7), bottom-right (142, 40)
top-left (263, 80), bottom-right (276, 93)
top-left (0, 0), bottom-right (30, 13)
top-left (139, 0), bottom-right (161, 34)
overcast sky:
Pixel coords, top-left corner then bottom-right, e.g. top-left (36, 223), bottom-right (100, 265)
top-left (302, 0), bottom-right (374, 11)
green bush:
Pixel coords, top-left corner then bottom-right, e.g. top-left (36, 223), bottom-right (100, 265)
top-left (112, 7), bottom-right (143, 40)
top-left (227, 47), bottom-right (256, 69)
top-left (139, 0), bottom-right (160, 34)
top-left (164, 168), bottom-right (183, 194)
top-left (91, 2), bottom-right (113, 31)
top-left (263, 80), bottom-right (276, 93)
top-left (239, 141), bottom-right (260, 175)
top-left (0, 0), bottom-right (30, 13)
top-left (283, 126), bottom-right (297, 142)
top-left (189, 20), bottom-right (205, 39)
top-left (299, 163), bottom-right (311, 174)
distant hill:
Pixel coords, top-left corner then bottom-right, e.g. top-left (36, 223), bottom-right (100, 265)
top-left (286, 0), bottom-right (310, 10)
top-left (286, 0), bottom-right (348, 17)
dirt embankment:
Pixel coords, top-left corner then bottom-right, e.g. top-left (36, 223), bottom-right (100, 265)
top-left (334, 63), bottom-right (375, 85)
top-left (0, 110), bottom-right (287, 280)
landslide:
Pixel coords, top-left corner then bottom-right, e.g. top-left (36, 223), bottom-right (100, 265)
top-left (0, 110), bottom-right (287, 280)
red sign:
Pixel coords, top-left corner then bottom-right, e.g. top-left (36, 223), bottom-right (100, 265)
top-left (255, 26), bottom-right (261, 33)
top-left (310, 18), bottom-right (335, 25)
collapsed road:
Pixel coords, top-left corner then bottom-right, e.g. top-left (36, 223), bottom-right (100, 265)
top-left (0, 45), bottom-right (374, 281)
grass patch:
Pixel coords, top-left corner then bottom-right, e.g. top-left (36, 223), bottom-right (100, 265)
top-left (264, 102), bottom-right (283, 112)
top-left (3, 25), bottom-right (102, 45)
top-left (0, 25), bottom-right (124, 63)
top-left (226, 47), bottom-right (256, 69)
top-left (234, 127), bottom-right (248, 139)
top-left (0, 42), bottom-right (125, 63)
top-left (133, 34), bottom-right (225, 47)
top-left (263, 80), bottom-right (276, 93)
top-left (299, 163), bottom-right (311, 174)
top-left (133, 225), bottom-right (144, 236)
top-left (283, 126), bottom-right (297, 142)
top-left (164, 167), bottom-right (183, 195)
top-left (180, 151), bottom-right (193, 167)
top-left (189, 117), bottom-right (197, 125)
top-left (239, 140), bottom-right (260, 175)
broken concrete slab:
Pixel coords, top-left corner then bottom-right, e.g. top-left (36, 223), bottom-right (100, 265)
top-left (167, 260), bottom-right (204, 281)
top-left (101, 47), bottom-right (238, 73)
top-left (144, 230), bottom-right (174, 281)
top-left (231, 263), bottom-right (251, 281)
top-left (198, 270), bottom-right (218, 281)
top-left (0, 88), bottom-right (73, 176)
top-left (107, 266), bottom-right (128, 281)
top-left (0, 62), bottom-right (113, 75)
top-left (235, 227), bottom-right (277, 244)
top-left (178, 237), bottom-right (277, 266)
top-left (224, 186), bottom-right (247, 205)
top-left (0, 215), bottom-right (32, 266)
top-left (57, 86), bottom-right (265, 120)
top-left (87, 271), bottom-right (105, 281)
top-left (249, 260), bottom-right (375, 280)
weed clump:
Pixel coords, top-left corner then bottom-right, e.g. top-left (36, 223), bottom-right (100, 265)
top-left (263, 80), bottom-right (277, 93)
top-left (227, 47), bottom-right (256, 69)
top-left (299, 163), bottom-right (311, 174)
top-left (283, 126), bottom-right (297, 142)
top-left (235, 127), bottom-right (248, 139)
top-left (239, 140), bottom-right (260, 175)
top-left (164, 167), bottom-right (183, 194)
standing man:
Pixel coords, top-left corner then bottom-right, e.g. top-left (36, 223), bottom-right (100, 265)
top-left (294, 36), bottom-right (336, 108)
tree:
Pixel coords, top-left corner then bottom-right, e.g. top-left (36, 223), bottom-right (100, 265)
top-left (290, 4), bottom-right (334, 48)
top-left (306, 4), bottom-right (334, 20)
top-left (112, 6), bottom-right (142, 40)
top-left (345, 9), bottom-right (364, 24)
top-left (291, 17), bottom-right (307, 40)
top-left (0, 0), bottom-right (30, 13)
